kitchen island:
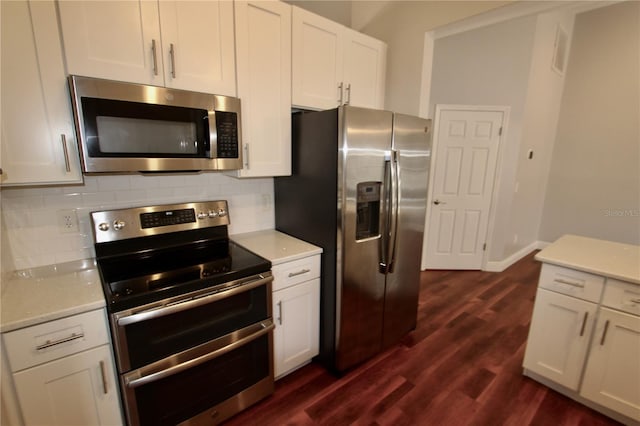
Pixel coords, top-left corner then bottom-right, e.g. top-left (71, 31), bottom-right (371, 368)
top-left (524, 234), bottom-right (640, 425)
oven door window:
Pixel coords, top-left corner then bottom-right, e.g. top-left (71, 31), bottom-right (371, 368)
top-left (129, 334), bottom-right (271, 426)
top-left (81, 97), bottom-right (210, 158)
top-left (119, 282), bottom-right (269, 370)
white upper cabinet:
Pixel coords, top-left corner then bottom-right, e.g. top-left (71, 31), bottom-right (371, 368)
top-left (291, 7), bottom-right (343, 110)
top-left (343, 29), bottom-right (386, 110)
top-left (1, 0), bottom-right (83, 186)
top-left (58, 0), bottom-right (236, 96)
top-left (157, 1), bottom-right (236, 95)
top-left (231, 0), bottom-right (291, 178)
top-left (291, 6), bottom-right (386, 110)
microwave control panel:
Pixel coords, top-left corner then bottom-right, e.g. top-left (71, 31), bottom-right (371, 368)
top-left (215, 111), bottom-right (239, 159)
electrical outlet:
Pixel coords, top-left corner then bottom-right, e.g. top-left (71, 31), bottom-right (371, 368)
top-left (57, 209), bottom-right (78, 233)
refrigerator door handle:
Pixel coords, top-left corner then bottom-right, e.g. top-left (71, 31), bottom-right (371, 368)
top-left (379, 152), bottom-right (392, 273)
top-left (388, 149), bottom-right (400, 273)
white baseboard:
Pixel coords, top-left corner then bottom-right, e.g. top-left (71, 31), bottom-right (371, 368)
top-left (484, 240), bottom-right (548, 272)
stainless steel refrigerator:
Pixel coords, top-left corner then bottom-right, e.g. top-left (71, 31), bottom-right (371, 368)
top-left (275, 106), bottom-right (431, 372)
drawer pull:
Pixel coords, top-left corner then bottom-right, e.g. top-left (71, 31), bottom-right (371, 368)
top-left (600, 320), bottom-right (610, 346)
top-left (288, 268), bottom-right (310, 278)
top-left (629, 298), bottom-right (640, 304)
top-left (36, 332), bottom-right (85, 351)
top-left (553, 278), bottom-right (584, 288)
top-left (579, 311), bottom-right (588, 337)
top-left (99, 360), bottom-right (108, 394)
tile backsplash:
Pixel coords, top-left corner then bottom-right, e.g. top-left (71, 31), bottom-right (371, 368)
top-left (1, 173), bottom-right (274, 271)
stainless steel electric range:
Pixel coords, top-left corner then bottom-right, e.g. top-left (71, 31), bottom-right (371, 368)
top-left (91, 200), bottom-right (274, 426)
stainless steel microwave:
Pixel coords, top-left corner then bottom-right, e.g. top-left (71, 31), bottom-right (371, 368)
top-left (68, 75), bottom-right (242, 173)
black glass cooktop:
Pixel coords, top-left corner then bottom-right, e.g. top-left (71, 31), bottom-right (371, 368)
top-left (95, 228), bottom-right (270, 313)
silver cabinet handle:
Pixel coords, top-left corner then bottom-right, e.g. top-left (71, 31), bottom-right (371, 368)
top-left (61, 134), bottom-right (71, 172)
top-left (337, 82), bottom-right (344, 104)
top-left (99, 360), bottom-right (108, 394)
top-left (579, 311), bottom-right (588, 337)
top-left (36, 332), bottom-right (84, 351)
top-left (288, 269), bottom-right (310, 278)
top-left (243, 143), bottom-right (250, 168)
top-left (345, 83), bottom-right (351, 105)
top-left (433, 199), bottom-right (446, 205)
top-left (125, 320), bottom-right (274, 388)
top-left (169, 43), bottom-right (176, 78)
top-left (277, 301), bottom-right (282, 325)
top-left (553, 278), bottom-right (584, 288)
top-left (151, 39), bottom-right (158, 76)
top-left (117, 274), bottom-right (272, 326)
top-left (600, 319), bottom-right (610, 345)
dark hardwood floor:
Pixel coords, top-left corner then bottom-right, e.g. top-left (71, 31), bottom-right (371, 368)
top-left (225, 251), bottom-right (621, 425)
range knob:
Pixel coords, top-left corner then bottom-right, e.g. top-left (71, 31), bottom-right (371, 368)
top-left (113, 220), bottom-right (126, 230)
top-left (208, 210), bottom-right (218, 218)
top-left (98, 222), bottom-right (110, 232)
top-left (218, 208), bottom-right (227, 217)
top-left (197, 211), bottom-right (208, 219)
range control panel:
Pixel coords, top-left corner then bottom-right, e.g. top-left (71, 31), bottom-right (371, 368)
top-left (91, 200), bottom-right (229, 243)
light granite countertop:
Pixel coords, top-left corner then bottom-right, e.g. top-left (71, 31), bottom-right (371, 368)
top-left (232, 229), bottom-right (322, 265)
top-left (535, 235), bottom-right (640, 284)
top-left (0, 259), bottom-right (106, 333)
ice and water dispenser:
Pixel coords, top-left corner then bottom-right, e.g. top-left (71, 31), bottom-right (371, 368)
top-left (356, 182), bottom-right (381, 240)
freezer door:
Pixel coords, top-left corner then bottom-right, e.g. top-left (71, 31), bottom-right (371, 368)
top-left (382, 113), bottom-right (431, 349)
top-left (336, 106), bottom-right (393, 371)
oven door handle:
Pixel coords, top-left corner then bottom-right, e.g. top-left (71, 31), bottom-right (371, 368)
top-left (124, 319), bottom-right (275, 389)
top-left (117, 274), bottom-right (273, 326)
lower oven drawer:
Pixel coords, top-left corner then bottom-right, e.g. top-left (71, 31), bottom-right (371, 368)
top-left (122, 321), bottom-right (274, 426)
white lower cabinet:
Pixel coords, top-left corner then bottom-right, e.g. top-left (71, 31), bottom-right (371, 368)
top-left (273, 278), bottom-right (320, 378)
top-left (271, 254), bottom-right (321, 379)
top-left (581, 309), bottom-right (640, 420)
top-left (13, 345), bottom-right (121, 426)
top-left (2, 309), bottom-right (122, 425)
top-left (523, 288), bottom-right (597, 390)
top-left (524, 262), bottom-right (640, 423)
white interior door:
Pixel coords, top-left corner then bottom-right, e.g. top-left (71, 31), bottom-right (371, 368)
top-left (423, 106), bottom-right (504, 269)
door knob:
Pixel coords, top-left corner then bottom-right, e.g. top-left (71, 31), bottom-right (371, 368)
top-left (433, 199), bottom-right (446, 205)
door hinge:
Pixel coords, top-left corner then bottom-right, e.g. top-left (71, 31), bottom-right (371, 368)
top-left (498, 127), bottom-right (503, 136)
top-left (482, 243), bottom-right (487, 251)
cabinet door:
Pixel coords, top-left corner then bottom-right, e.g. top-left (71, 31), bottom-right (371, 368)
top-left (1, 0), bottom-right (82, 186)
top-left (523, 288), bottom-right (597, 390)
top-left (291, 6), bottom-right (343, 110)
top-left (581, 308), bottom-right (640, 421)
top-left (343, 29), bottom-right (387, 109)
top-left (158, 1), bottom-right (236, 96)
top-left (273, 279), bottom-right (320, 379)
top-left (58, 0), bottom-right (163, 86)
top-left (13, 345), bottom-right (122, 426)
top-left (232, 0), bottom-right (291, 178)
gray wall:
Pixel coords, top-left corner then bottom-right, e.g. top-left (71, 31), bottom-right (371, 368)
top-left (284, 0), bottom-right (352, 27)
top-left (539, 1), bottom-right (640, 245)
top-left (360, 1), bottom-right (513, 116)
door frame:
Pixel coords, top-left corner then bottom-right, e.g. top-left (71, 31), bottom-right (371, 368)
top-left (421, 104), bottom-right (510, 270)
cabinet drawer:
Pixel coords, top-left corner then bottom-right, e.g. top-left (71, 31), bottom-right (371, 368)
top-left (272, 255), bottom-right (320, 291)
top-left (3, 309), bottom-right (110, 372)
top-left (602, 279), bottom-right (640, 316)
top-left (538, 263), bottom-right (604, 303)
